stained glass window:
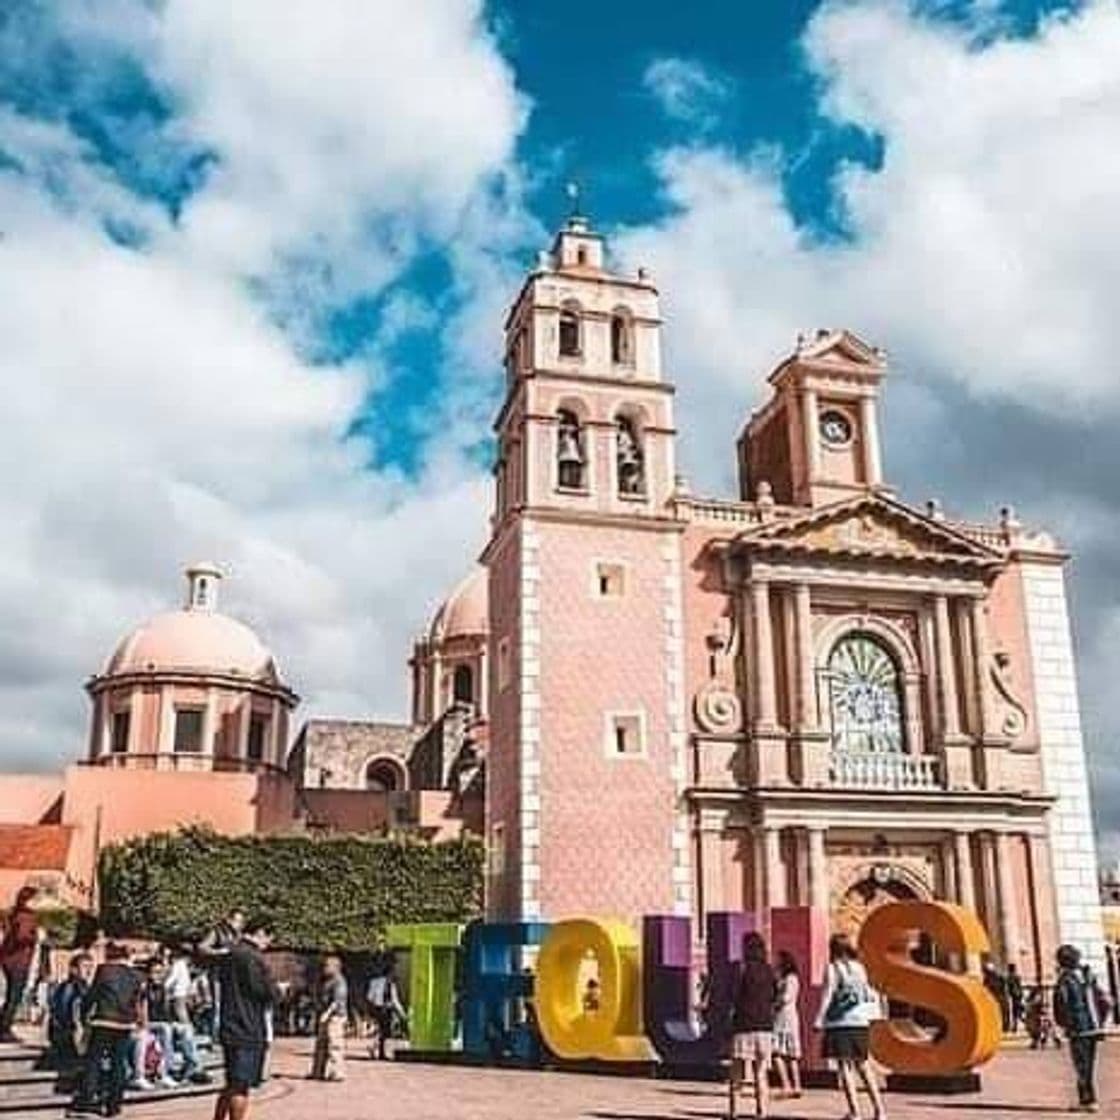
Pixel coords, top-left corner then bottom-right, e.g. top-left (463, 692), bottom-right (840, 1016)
top-left (828, 634), bottom-right (904, 754)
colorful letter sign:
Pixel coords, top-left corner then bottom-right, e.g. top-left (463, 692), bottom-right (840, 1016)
top-left (858, 901), bottom-right (1002, 1075)
top-left (535, 917), bottom-right (653, 1061)
top-left (387, 922), bottom-right (462, 1051)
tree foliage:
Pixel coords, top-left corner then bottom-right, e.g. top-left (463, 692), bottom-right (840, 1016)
top-left (98, 827), bottom-right (484, 950)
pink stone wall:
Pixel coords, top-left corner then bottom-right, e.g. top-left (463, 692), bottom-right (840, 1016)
top-left (535, 520), bottom-right (677, 919)
top-left (58, 764), bottom-right (299, 904)
top-left (0, 775), bottom-right (64, 823)
top-left (485, 527), bottom-right (522, 919)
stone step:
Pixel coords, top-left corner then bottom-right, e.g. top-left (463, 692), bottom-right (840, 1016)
top-left (0, 1076), bottom-right (223, 1115)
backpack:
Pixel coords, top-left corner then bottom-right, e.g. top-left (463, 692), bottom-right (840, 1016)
top-left (825, 962), bottom-right (862, 1023)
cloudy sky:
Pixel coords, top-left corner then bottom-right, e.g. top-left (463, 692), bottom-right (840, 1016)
top-left (2, 1), bottom-right (1117, 854)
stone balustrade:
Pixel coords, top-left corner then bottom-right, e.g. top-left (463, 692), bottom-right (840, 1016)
top-left (828, 750), bottom-right (941, 791)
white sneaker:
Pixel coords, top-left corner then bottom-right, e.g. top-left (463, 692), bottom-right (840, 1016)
top-left (130, 1078), bottom-right (154, 1091)
top-left (158, 1075), bottom-right (178, 1089)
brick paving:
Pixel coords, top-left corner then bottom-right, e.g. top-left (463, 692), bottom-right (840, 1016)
top-left (124, 1039), bottom-right (1117, 1120)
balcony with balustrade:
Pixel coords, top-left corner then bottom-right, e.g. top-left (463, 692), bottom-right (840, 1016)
top-left (828, 749), bottom-right (941, 791)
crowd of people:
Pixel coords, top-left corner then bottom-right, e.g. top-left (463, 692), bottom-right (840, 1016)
top-left (2, 884), bottom-right (1115, 1117)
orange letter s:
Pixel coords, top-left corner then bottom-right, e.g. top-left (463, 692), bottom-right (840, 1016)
top-left (858, 901), bottom-right (1002, 1075)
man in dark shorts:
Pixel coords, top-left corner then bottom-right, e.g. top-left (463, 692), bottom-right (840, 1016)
top-left (211, 919), bottom-right (278, 1120)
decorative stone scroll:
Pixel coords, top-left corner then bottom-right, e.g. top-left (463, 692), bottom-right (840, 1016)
top-left (989, 650), bottom-right (1029, 742)
top-left (692, 614), bottom-right (743, 734)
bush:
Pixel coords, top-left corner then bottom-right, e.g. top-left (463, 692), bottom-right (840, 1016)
top-left (98, 827), bottom-right (484, 950)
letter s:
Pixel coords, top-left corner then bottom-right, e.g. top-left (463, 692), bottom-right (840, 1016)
top-left (858, 901), bottom-right (1002, 1076)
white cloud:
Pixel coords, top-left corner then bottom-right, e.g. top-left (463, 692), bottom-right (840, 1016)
top-left (622, 1), bottom-right (1120, 447)
top-left (642, 57), bottom-right (733, 131)
top-left (0, 0), bottom-right (527, 771)
top-left (617, 0), bottom-right (1120, 842)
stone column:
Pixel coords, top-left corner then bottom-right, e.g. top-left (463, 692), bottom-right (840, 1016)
top-left (795, 583), bottom-right (817, 730)
top-left (808, 826), bottom-right (829, 916)
top-left (933, 594), bottom-right (962, 739)
top-left (860, 395), bottom-right (882, 487)
top-left (970, 598), bottom-right (995, 739)
top-left (996, 831), bottom-right (1023, 968)
top-left (127, 686), bottom-right (142, 754)
top-left (764, 826), bottom-right (787, 909)
top-left (802, 388), bottom-right (820, 480)
top-left (941, 837), bottom-right (958, 902)
top-left (955, 830), bottom-right (980, 970)
top-left (269, 698), bottom-right (282, 766)
top-left (954, 830), bottom-right (977, 911)
top-left (202, 687), bottom-right (218, 759)
top-left (238, 698), bottom-right (251, 758)
top-left (752, 579), bottom-right (779, 730)
top-left (157, 686), bottom-right (175, 758)
top-left (782, 589), bottom-right (798, 731)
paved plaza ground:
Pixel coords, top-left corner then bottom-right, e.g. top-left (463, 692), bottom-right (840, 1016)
top-left (119, 1038), bottom-right (1117, 1120)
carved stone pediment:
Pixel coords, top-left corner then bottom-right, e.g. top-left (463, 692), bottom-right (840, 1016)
top-left (735, 494), bottom-right (1004, 570)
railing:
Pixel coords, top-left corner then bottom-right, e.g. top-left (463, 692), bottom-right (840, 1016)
top-left (951, 520), bottom-right (1010, 551)
top-left (673, 496), bottom-right (800, 528)
top-left (828, 751), bottom-right (941, 791)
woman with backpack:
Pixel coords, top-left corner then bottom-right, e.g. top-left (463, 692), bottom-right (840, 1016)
top-left (815, 934), bottom-right (886, 1120)
top-left (1052, 944), bottom-right (1110, 1112)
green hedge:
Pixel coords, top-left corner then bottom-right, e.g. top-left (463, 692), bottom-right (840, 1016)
top-left (98, 827), bottom-right (484, 950)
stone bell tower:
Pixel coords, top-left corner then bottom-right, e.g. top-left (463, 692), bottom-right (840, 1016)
top-left (737, 329), bottom-right (888, 508)
top-left (483, 209), bottom-right (691, 923)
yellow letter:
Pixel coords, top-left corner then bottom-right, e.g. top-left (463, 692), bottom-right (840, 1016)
top-left (536, 918), bottom-right (653, 1061)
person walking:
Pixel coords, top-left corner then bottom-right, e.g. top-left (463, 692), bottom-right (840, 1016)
top-left (983, 960), bottom-right (1010, 1034)
top-left (771, 950), bottom-right (803, 1100)
top-left (210, 919), bottom-right (279, 1120)
top-left (366, 959), bottom-right (405, 1060)
top-left (1053, 945), bottom-right (1110, 1112)
top-left (730, 932), bottom-right (777, 1120)
top-left (816, 934), bottom-right (886, 1120)
top-left (165, 945), bottom-right (208, 1083)
top-left (310, 955), bottom-right (348, 1081)
top-left (0, 886), bottom-right (40, 1042)
top-left (69, 943), bottom-right (145, 1118)
top-left (1006, 962), bottom-right (1025, 1033)
top-left (48, 952), bottom-right (94, 1070)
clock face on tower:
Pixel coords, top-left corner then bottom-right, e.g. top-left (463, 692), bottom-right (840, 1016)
top-left (819, 409), bottom-right (853, 447)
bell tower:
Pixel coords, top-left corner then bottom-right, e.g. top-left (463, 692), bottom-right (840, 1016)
top-left (483, 210), bottom-right (690, 924)
top-left (737, 329), bottom-right (888, 508)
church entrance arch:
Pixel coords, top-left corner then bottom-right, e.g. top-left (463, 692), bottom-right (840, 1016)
top-left (832, 860), bottom-right (931, 945)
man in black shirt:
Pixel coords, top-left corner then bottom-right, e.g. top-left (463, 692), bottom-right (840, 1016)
top-left (211, 919), bottom-right (279, 1120)
top-left (69, 943), bottom-right (145, 1118)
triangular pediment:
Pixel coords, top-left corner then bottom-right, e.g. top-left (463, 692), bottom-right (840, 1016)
top-left (797, 329), bottom-right (885, 369)
top-left (737, 494), bottom-right (1004, 567)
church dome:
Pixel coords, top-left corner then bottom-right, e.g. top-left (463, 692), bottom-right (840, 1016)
top-left (429, 566), bottom-right (488, 644)
top-left (102, 563), bottom-right (277, 680)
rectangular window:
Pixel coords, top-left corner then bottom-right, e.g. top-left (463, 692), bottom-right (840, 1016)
top-left (247, 714), bottom-right (268, 761)
top-left (173, 709), bottom-right (204, 753)
top-left (110, 711), bottom-right (130, 754)
top-left (595, 562), bottom-right (626, 598)
top-left (497, 636), bottom-right (513, 692)
top-left (605, 712), bottom-right (646, 758)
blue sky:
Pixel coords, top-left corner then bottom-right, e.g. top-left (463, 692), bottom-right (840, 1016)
top-left (2, 0), bottom-right (1120, 855)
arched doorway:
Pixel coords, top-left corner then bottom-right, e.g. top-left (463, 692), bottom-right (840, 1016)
top-left (834, 865), bottom-right (922, 944)
top-left (365, 758), bottom-right (404, 793)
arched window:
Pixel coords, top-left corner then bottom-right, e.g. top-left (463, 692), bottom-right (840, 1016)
top-left (559, 304), bottom-right (581, 357)
top-left (828, 634), bottom-right (904, 754)
top-left (365, 759), bottom-right (402, 792)
top-left (615, 415), bottom-right (645, 496)
top-left (610, 312), bottom-right (632, 365)
top-left (556, 409), bottom-right (586, 490)
top-left (453, 664), bottom-right (474, 705)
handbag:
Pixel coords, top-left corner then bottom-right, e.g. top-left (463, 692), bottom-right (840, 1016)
top-left (825, 963), bottom-right (861, 1022)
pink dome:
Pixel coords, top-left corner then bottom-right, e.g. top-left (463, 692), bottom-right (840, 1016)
top-left (429, 566), bottom-right (488, 643)
top-left (104, 608), bottom-right (276, 679)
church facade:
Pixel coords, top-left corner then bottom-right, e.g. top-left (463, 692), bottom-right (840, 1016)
top-left (475, 213), bottom-right (1105, 981)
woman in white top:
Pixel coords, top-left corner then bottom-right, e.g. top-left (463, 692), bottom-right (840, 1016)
top-left (815, 935), bottom-right (886, 1120)
top-left (771, 950), bottom-right (802, 1098)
